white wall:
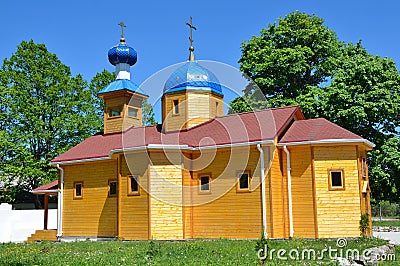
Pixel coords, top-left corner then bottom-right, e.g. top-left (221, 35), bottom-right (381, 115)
top-left (0, 203), bottom-right (57, 243)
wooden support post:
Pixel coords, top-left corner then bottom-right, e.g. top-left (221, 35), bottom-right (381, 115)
top-left (44, 194), bottom-right (49, 230)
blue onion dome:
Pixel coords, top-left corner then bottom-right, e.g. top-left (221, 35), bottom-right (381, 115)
top-left (108, 39), bottom-right (137, 66)
top-left (164, 61), bottom-right (223, 95)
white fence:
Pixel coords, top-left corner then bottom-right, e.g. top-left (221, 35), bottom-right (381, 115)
top-left (0, 203), bottom-right (57, 243)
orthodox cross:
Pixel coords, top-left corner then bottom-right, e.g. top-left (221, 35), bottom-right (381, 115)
top-left (185, 16), bottom-right (197, 47)
top-left (118, 22), bottom-right (126, 39)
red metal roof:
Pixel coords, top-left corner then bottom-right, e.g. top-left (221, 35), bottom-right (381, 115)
top-left (51, 106), bottom-right (369, 164)
top-left (279, 118), bottom-right (363, 143)
top-left (33, 180), bottom-right (58, 191)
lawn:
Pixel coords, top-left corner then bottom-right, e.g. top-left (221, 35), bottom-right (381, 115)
top-left (373, 219), bottom-right (400, 227)
top-left (0, 238), bottom-right (398, 265)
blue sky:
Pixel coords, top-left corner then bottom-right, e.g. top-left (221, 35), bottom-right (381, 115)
top-left (1, 1), bottom-right (399, 120)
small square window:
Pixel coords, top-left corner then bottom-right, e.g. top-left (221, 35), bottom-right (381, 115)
top-left (108, 107), bottom-right (121, 118)
top-left (328, 169), bottom-right (345, 191)
top-left (237, 171), bottom-right (251, 192)
top-left (199, 175), bottom-right (210, 192)
top-left (128, 107), bottom-right (138, 117)
top-left (173, 100), bottom-right (179, 114)
top-left (109, 180), bottom-right (117, 197)
top-left (128, 175), bottom-right (140, 195)
top-left (74, 182), bottom-right (83, 199)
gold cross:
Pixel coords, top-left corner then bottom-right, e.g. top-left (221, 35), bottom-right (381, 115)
top-left (118, 22), bottom-right (126, 38)
top-left (185, 16), bottom-right (197, 47)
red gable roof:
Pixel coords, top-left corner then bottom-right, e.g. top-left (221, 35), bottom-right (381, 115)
top-left (279, 118), bottom-right (366, 144)
top-left (51, 106), bottom-right (301, 163)
top-left (33, 180), bottom-right (58, 191)
top-left (51, 106), bottom-right (372, 164)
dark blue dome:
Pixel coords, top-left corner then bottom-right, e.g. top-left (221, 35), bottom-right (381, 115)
top-left (164, 62), bottom-right (223, 95)
top-left (108, 43), bottom-right (137, 66)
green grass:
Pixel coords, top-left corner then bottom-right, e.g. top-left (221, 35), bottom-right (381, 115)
top-left (0, 238), bottom-right (397, 265)
top-left (373, 220), bottom-right (400, 227)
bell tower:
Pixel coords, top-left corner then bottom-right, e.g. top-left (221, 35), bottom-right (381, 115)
top-left (161, 17), bottom-right (224, 132)
top-left (98, 22), bottom-right (148, 134)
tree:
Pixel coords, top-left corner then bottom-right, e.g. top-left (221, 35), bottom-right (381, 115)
top-left (239, 11), bottom-right (341, 109)
top-left (0, 40), bottom-right (100, 206)
top-left (236, 12), bottom-right (400, 202)
top-left (142, 100), bottom-right (157, 126)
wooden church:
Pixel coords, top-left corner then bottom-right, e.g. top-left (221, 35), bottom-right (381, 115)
top-left (48, 22), bottom-right (373, 241)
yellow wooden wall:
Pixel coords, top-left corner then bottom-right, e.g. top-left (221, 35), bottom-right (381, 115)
top-left (281, 146), bottom-right (317, 238)
top-left (148, 151), bottom-right (184, 240)
top-left (62, 160), bottom-right (117, 237)
top-left (187, 91), bottom-right (210, 128)
top-left (119, 153), bottom-right (149, 240)
top-left (313, 145), bottom-right (361, 238)
top-left (103, 92), bottom-right (144, 134)
top-left (268, 147), bottom-right (288, 238)
top-left (184, 146), bottom-right (271, 239)
top-left (162, 92), bottom-right (188, 132)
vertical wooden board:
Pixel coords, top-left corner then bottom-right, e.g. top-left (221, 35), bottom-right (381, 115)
top-left (62, 160), bottom-right (117, 237)
top-left (149, 164), bottom-right (183, 239)
top-left (288, 146), bottom-right (316, 238)
top-left (118, 153), bottom-right (150, 240)
top-left (190, 146), bottom-right (268, 239)
top-left (268, 147), bottom-right (287, 238)
top-left (313, 146), bottom-right (361, 238)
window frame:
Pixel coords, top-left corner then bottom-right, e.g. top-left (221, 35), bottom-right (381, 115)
top-left (198, 174), bottom-right (211, 194)
top-left (236, 170), bottom-right (251, 192)
top-left (108, 179), bottom-right (117, 197)
top-left (73, 181), bottom-right (84, 199)
top-left (172, 99), bottom-right (180, 115)
top-left (127, 106), bottom-right (139, 118)
top-left (127, 175), bottom-right (140, 196)
top-left (107, 106), bottom-right (122, 119)
top-left (328, 168), bottom-right (345, 191)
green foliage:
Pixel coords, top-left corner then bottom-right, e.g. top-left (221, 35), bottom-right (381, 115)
top-left (0, 40), bottom-right (100, 204)
top-left (254, 233), bottom-right (269, 265)
top-left (236, 11), bottom-right (400, 202)
top-left (89, 69), bottom-right (116, 132)
top-left (142, 99), bottom-right (157, 126)
top-left (359, 213), bottom-right (370, 237)
top-left (239, 11), bottom-right (341, 108)
top-left (0, 238), bottom-right (395, 265)
top-left (369, 138), bottom-right (400, 201)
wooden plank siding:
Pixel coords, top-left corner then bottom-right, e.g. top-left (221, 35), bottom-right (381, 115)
top-left (162, 92), bottom-right (187, 132)
top-left (186, 146), bottom-right (272, 239)
top-left (281, 146), bottom-right (317, 238)
top-left (119, 153), bottom-right (149, 240)
top-left (103, 92), bottom-right (144, 134)
top-left (148, 151), bottom-right (184, 240)
top-left (313, 145), bottom-right (361, 238)
top-left (62, 160), bottom-right (118, 237)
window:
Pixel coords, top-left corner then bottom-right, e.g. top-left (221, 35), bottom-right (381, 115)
top-left (361, 158), bottom-right (367, 178)
top-left (128, 175), bottom-right (140, 195)
top-left (108, 107), bottom-right (121, 118)
top-left (199, 175), bottom-right (211, 193)
top-left (237, 170), bottom-right (251, 192)
top-left (74, 182), bottom-right (83, 199)
top-left (173, 100), bottom-right (179, 114)
top-left (128, 107), bottom-right (138, 117)
top-left (109, 180), bottom-right (117, 197)
top-left (215, 102), bottom-right (219, 116)
top-left (328, 169), bottom-right (345, 190)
